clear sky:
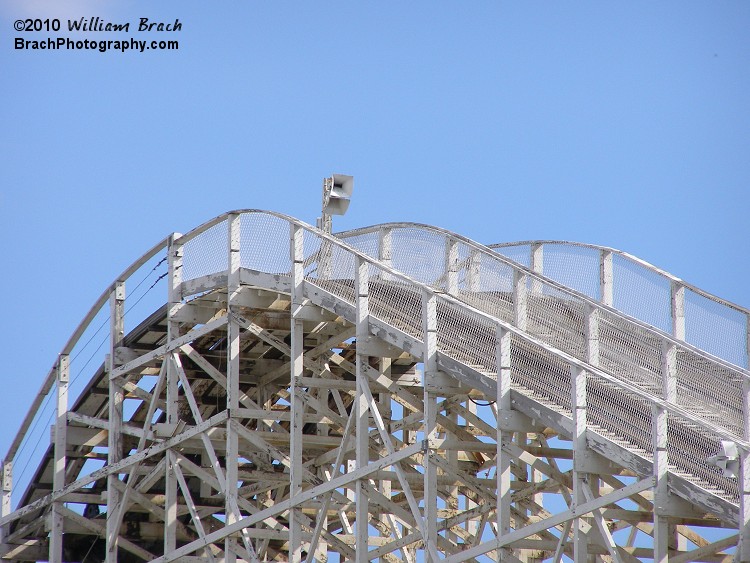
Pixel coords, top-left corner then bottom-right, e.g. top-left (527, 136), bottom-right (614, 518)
top-left (1, 2), bottom-right (748, 465)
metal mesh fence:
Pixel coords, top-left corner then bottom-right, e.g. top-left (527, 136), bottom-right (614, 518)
top-left (340, 225), bottom-right (750, 448)
top-left (526, 285), bottom-right (587, 361)
top-left (675, 348), bottom-right (744, 438)
top-left (491, 241), bottom-right (749, 370)
top-left (389, 228), bottom-right (448, 288)
top-left (542, 243), bottom-right (601, 300)
top-left (685, 288), bottom-right (748, 368)
top-left (493, 243), bottom-right (531, 268)
top-left (436, 299), bottom-right (497, 372)
top-left (586, 377), bottom-right (653, 458)
top-left (597, 311), bottom-right (664, 398)
top-left (667, 413), bottom-right (739, 502)
top-left (336, 231), bottom-right (380, 262)
top-left (367, 262), bottom-right (423, 339)
top-left (612, 253), bottom-right (672, 334)
top-left (510, 334), bottom-right (572, 414)
top-left (240, 213), bottom-right (292, 275)
top-left (182, 219), bottom-right (228, 281)
top-left (304, 232), bottom-right (357, 305)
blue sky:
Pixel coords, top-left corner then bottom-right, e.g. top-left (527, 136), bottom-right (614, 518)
top-left (1, 2), bottom-right (749, 467)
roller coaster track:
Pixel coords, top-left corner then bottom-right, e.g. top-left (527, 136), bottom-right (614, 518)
top-left (2, 210), bottom-right (749, 562)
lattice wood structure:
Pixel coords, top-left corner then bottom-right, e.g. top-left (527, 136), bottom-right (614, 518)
top-left (2, 210), bottom-right (750, 562)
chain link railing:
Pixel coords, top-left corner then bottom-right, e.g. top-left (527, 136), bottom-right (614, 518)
top-left (491, 240), bottom-right (749, 368)
top-left (337, 224), bottom-right (750, 448)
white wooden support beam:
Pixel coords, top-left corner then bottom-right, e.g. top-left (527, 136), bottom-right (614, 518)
top-left (585, 303), bottom-right (600, 367)
top-left (580, 483), bottom-right (624, 563)
top-left (445, 238), bottom-right (459, 295)
top-left (652, 404), bottom-right (669, 563)
top-left (152, 441), bottom-right (424, 563)
top-left (496, 326), bottom-right (512, 559)
top-left (289, 223), bottom-right (305, 563)
top-left (466, 249), bottom-right (480, 294)
top-left (657, 335), bottom-right (678, 560)
top-left (513, 270), bottom-right (528, 332)
top-left (740, 448), bottom-right (750, 563)
top-left (446, 477), bottom-right (654, 563)
top-left (376, 226), bottom-right (394, 285)
top-left (354, 255), bottom-right (371, 563)
top-left (661, 341), bottom-right (677, 408)
top-left (304, 407), bottom-right (356, 563)
top-left (172, 457), bottom-right (217, 563)
top-left (378, 356), bottom-right (393, 536)
top-left (2, 412), bottom-right (228, 528)
top-left (530, 242), bottom-right (543, 294)
top-left (168, 233), bottom-right (183, 309)
top-left (741, 377), bottom-right (750, 562)
top-left (571, 364), bottom-right (590, 562)
top-left (107, 280), bottom-right (125, 563)
top-left (378, 226), bottom-right (392, 268)
top-left (599, 250), bottom-right (613, 306)
top-left (353, 368), bottom-right (433, 561)
top-left (49, 354), bottom-right (69, 563)
top-left (671, 282), bottom-right (685, 341)
top-left (225, 214), bottom-right (242, 563)
top-left (422, 290), bottom-right (439, 562)
top-left (164, 233), bottom-right (183, 558)
top-left (0, 460), bottom-right (10, 544)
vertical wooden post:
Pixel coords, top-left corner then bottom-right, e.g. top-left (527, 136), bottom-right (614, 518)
top-left (599, 250), bottom-right (613, 307)
top-left (496, 326), bottom-right (512, 559)
top-left (0, 460), bottom-right (10, 546)
top-left (652, 403), bottom-right (669, 563)
top-left (49, 354), bottom-right (69, 563)
top-left (289, 223), bottom-right (305, 563)
top-left (530, 243), bottom-right (543, 294)
top-left (225, 216), bottom-right (241, 562)
top-left (1, 461), bottom-right (10, 520)
top-left (654, 340), bottom-right (676, 561)
top-left (378, 357), bottom-right (393, 540)
top-left (355, 256), bottom-right (370, 562)
top-left (466, 249), bottom-right (480, 294)
top-left (740, 378), bottom-right (750, 562)
top-left (422, 290), bottom-right (438, 561)
top-left (513, 270), bottom-right (528, 332)
top-left (586, 303), bottom-right (600, 367)
top-left (106, 280), bottom-right (125, 563)
top-left (571, 364), bottom-right (589, 562)
top-left (671, 282), bottom-right (685, 341)
top-left (378, 227), bottom-right (392, 284)
top-left (445, 238), bottom-right (459, 295)
top-left (164, 235), bottom-right (182, 557)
